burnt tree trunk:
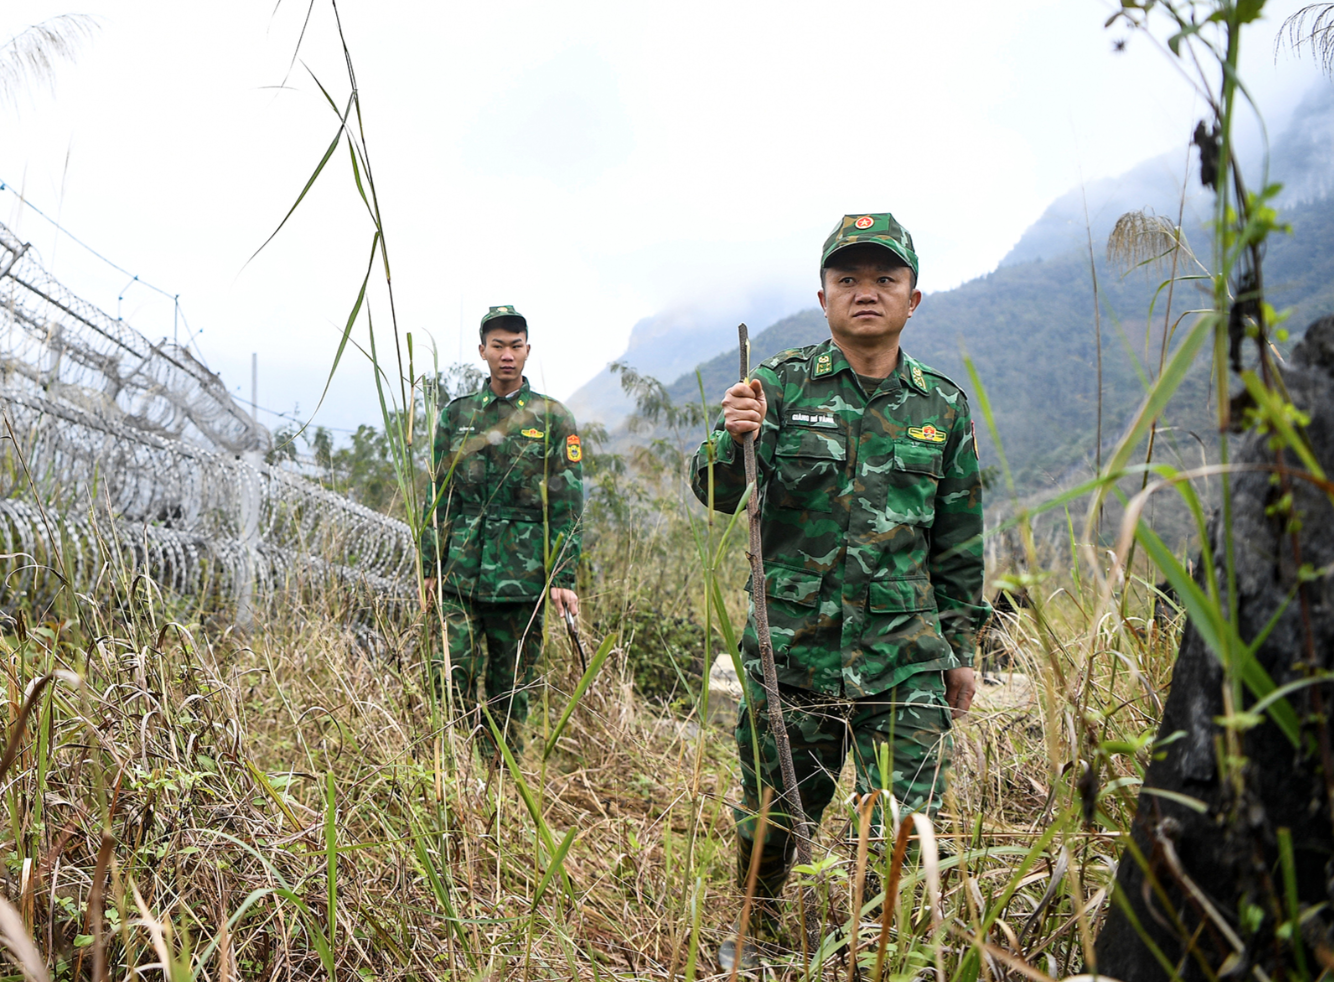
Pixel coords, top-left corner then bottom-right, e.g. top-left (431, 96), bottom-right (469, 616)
top-left (1095, 317), bottom-right (1334, 982)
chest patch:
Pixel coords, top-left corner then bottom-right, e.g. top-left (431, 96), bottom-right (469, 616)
top-left (521, 427), bottom-right (544, 438)
top-left (787, 411), bottom-right (836, 428)
top-left (908, 424), bottom-right (947, 444)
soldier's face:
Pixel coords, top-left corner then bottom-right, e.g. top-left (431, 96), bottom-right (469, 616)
top-left (479, 329), bottom-right (530, 382)
top-left (818, 253), bottom-right (921, 348)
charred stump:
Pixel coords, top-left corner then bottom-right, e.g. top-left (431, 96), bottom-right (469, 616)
top-left (1095, 317), bottom-right (1334, 982)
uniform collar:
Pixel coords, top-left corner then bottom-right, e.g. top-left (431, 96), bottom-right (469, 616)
top-left (810, 339), bottom-right (851, 380)
top-left (898, 352), bottom-right (930, 394)
top-left (813, 340), bottom-right (928, 394)
top-left (482, 376), bottom-right (533, 409)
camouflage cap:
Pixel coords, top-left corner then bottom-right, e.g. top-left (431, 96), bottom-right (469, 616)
top-left (821, 213), bottom-right (918, 279)
top-left (479, 305), bottom-right (528, 336)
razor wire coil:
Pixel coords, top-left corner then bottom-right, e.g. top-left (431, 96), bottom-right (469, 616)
top-left (0, 219), bottom-right (416, 612)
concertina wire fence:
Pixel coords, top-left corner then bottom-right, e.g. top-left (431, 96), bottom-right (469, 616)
top-left (0, 219), bottom-right (416, 621)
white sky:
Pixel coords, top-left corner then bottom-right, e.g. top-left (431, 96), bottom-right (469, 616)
top-left (0, 1), bottom-right (1324, 436)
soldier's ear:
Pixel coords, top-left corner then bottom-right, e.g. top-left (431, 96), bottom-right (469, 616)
top-left (817, 289), bottom-right (827, 315)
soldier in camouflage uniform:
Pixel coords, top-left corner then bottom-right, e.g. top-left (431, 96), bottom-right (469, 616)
top-left (422, 306), bottom-right (583, 755)
top-left (690, 214), bottom-right (988, 966)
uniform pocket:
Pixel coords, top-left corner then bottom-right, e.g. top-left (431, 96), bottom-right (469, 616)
top-left (509, 442), bottom-right (548, 510)
top-left (894, 441), bottom-right (944, 477)
top-left (763, 562), bottom-right (821, 608)
top-left (771, 427), bottom-right (846, 512)
top-left (756, 562), bottom-right (825, 659)
top-left (886, 439), bottom-right (944, 525)
top-left (867, 575), bottom-right (937, 614)
top-left (447, 436), bottom-right (487, 485)
top-left (480, 519), bottom-right (546, 599)
top-left (444, 515), bottom-right (482, 590)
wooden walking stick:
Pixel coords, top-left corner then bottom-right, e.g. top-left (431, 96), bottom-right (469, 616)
top-left (737, 323), bottom-right (818, 955)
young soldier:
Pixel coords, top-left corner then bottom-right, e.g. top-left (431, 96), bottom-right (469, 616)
top-left (691, 214), bottom-right (988, 968)
top-left (422, 306), bottom-right (583, 755)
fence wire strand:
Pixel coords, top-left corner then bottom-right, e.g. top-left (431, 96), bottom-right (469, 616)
top-left (0, 219), bottom-right (415, 614)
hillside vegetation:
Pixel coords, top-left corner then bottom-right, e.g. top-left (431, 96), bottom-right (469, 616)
top-left (669, 191), bottom-right (1334, 495)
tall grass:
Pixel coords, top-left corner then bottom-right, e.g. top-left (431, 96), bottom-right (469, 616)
top-left (1, 0), bottom-right (1324, 979)
top-left (0, 471), bottom-right (1188, 980)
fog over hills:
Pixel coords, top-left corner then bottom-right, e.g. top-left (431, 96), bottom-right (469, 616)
top-left (563, 293), bottom-right (801, 428)
top-left (574, 82), bottom-right (1334, 492)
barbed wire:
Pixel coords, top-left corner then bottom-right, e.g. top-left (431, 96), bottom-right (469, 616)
top-left (0, 217), bottom-right (416, 613)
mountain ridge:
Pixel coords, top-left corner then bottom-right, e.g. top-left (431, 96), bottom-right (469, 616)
top-left (574, 82), bottom-right (1334, 491)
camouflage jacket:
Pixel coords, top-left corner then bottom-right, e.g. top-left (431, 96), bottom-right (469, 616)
top-left (422, 378), bottom-right (583, 602)
top-left (690, 340), bottom-right (988, 698)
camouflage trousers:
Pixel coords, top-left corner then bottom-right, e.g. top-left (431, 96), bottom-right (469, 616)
top-left (437, 595), bottom-right (544, 755)
top-left (734, 669), bottom-right (953, 900)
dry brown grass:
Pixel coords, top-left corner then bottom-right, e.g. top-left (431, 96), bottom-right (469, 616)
top-left (0, 538), bottom-right (1181, 981)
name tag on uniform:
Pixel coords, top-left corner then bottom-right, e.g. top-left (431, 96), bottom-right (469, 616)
top-left (787, 411), bottom-right (836, 428)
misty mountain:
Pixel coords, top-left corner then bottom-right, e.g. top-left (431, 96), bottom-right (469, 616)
top-left (564, 294), bottom-right (799, 429)
top-left (1271, 84), bottom-right (1334, 206)
top-left (661, 83), bottom-right (1334, 492)
top-left (999, 83), bottom-right (1334, 268)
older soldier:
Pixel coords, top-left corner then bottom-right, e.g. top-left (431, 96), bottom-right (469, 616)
top-left (422, 306), bottom-right (583, 755)
top-left (691, 214), bottom-right (988, 968)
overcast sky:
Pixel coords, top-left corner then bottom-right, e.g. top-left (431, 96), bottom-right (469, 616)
top-left (0, 1), bottom-right (1324, 436)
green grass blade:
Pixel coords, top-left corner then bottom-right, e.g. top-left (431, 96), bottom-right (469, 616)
top-left (1135, 520), bottom-right (1299, 745)
top-left (1101, 312), bottom-right (1215, 493)
top-left (963, 350), bottom-right (1015, 498)
top-left (247, 92), bottom-right (353, 263)
top-left (543, 631), bottom-right (617, 760)
top-left (1278, 827), bottom-right (1310, 980)
top-left (485, 708), bottom-right (575, 900)
top-left (324, 771), bottom-right (337, 969)
top-left (406, 812), bottom-right (474, 962)
top-left (1134, 520), bottom-right (1231, 660)
top-left (531, 826), bottom-right (578, 906)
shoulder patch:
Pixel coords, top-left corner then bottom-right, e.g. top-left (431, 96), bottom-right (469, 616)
top-left (565, 434), bottom-right (582, 462)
